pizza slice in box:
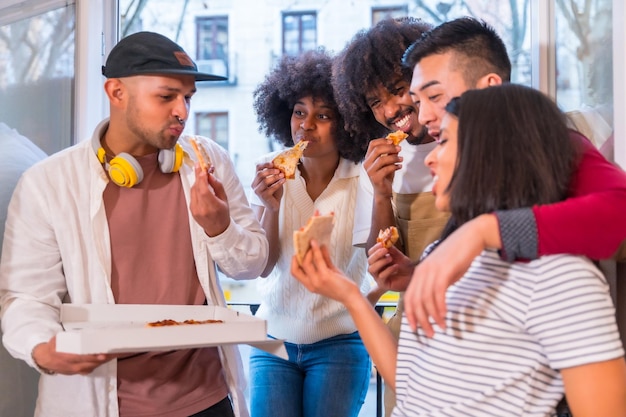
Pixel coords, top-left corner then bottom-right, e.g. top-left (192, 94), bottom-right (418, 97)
top-left (272, 140), bottom-right (309, 179)
top-left (293, 211), bottom-right (334, 264)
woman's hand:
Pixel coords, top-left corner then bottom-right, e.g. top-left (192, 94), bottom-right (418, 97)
top-left (290, 240), bottom-right (360, 305)
top-left (251, 162), bottom-right (285, 212)
top-left (367, 243), bottom-right (415, 293)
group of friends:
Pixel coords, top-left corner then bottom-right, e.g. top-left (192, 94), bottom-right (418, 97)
top-left (1, 14), bottom-right (626, 417)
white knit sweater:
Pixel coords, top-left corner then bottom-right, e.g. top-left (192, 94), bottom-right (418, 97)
top-left (250, 155), bottom-right (370, 344)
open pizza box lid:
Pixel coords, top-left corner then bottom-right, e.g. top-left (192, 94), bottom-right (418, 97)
top-left (56, 304), bottom-right (286, 359)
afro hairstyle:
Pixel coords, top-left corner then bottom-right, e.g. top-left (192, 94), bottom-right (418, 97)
top-left (253, 48), bottom-right (362, 162)
top-left (332, 17), bottom-right (432, 158)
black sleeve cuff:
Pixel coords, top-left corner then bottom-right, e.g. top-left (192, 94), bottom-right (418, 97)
top-left (495, 208), bottom-right (538, 262)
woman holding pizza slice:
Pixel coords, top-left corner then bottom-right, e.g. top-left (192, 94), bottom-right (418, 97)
top-left (249, 48), bottom-right (374, 417)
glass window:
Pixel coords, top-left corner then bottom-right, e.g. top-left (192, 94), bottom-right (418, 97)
top-left (196, 16), bottom-right (229, 79)
top-left (0, 3), bottom-right (75, 155)
top-left (555, 0), bottom-right (613, 156)
top-left (282, 12), bottom-right (317, 56)
top-left (195, 112), bottom-right (229, 151)
top-left (410, 0), bottom-right (531, 85)
top-left (372, 6), bottom-right (408, 26)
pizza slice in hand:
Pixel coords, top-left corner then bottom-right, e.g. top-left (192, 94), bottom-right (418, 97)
top-left (376, 226), bottom-right (399, 249)
top-left (190, 137), bottom-right (213, 172)
top-left (293, 211), bottom-right (334, 264)
top-left (386, 130), bottom-right (408, 146)
top-left (272, 140), bottom-right (309, 179)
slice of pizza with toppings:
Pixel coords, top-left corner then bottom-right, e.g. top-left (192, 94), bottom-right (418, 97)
top-left (376, 226), bottom-right (399, 249)
top-left (386, 130), bottom-right (408, 146)
top-left (272, 140), bottom-right (309, 179)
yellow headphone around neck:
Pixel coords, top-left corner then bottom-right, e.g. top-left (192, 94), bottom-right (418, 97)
top-left (92, 134), bottom-right (184, 188)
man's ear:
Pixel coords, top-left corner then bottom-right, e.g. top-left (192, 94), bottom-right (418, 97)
top-left (476, 73), bottom-right (503, 89)
top-left (104, 78), bottom-right (126, 105)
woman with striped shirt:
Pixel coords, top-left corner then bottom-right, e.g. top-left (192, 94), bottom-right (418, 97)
top-left (292, 84), bottom-right (626, 417)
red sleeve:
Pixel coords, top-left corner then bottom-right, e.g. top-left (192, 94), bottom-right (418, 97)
top-left (533, 131), bottom-right (626, 259)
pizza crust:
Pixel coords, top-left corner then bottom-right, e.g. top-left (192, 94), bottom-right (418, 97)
top-left (190, 137), bottom-right (212, 171)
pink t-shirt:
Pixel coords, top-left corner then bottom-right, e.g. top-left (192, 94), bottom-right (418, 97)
top-left (103, 152), bottom-right (228, 417)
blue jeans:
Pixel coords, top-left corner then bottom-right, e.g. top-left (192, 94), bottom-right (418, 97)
top-left (249, 332), bottom-right (371, 417)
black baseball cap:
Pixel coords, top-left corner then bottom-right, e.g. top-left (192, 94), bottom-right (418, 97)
top-left (102, 31), bottom-right (227, 81)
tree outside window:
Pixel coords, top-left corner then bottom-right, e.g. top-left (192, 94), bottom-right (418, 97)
top-left (0, 4), bottom-right (74, 155)
top-left (555, 0), bottom-right (614, 157)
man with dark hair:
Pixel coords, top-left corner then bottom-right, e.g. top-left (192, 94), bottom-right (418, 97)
top-left (0, 31), bottom-right (268, 417)
top-left (332, 17), bottom-right (448, 416)
top-left (392, 15), bottom-right (626, 335)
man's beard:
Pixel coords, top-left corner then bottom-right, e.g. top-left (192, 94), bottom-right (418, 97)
top-left (406, 125), bottom-right (431, 145)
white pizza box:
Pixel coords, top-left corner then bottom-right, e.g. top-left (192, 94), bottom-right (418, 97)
top-left (56, 304), bottom-right (286, 359)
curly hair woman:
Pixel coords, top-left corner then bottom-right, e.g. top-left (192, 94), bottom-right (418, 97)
top-left (248, 48), bottom-right (371, 417)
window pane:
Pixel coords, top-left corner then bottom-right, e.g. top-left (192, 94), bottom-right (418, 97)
top-left (0, 5), bottom-right (75, 155)
top-left (197, 17), bottom-right (228, 60)
top-left (300, 14), bottom-right (317, 51)
top-left (411, 0), bottom-right (531, 85)
top-left (283, 13), bottom-right (317, 56)
top-left (196, 112), bottom-right (229, 150)
top-left (196, 17), bottom-right (229, 78)
top-left (555, 0), bottom-right (613, 155)
top-left (372, 6), bottom-right (408, 26)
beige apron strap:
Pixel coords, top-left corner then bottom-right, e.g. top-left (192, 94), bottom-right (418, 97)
top-left (393, 191), bottom-right (449, 261)
top-left (383, 192), bottom-right (448, 417)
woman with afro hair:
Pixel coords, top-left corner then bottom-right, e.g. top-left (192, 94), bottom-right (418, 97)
top-left (248, 48), bottom-right (372, 417)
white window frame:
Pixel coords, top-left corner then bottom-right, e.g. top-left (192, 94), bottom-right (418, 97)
top-left (74, 0), bottom-right (117, 142)
top-left (0, 0), bottom-right (73, 26)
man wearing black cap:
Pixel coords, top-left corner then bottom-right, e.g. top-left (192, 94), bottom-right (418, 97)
top-left (0, 31), bottom-right (268, 417)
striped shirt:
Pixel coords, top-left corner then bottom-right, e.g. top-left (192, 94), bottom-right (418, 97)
top-left (392, 250), bottom-right (624, 417)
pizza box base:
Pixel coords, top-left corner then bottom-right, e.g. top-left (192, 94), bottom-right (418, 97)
top-left (56, 304), bottom-right (286, 359)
